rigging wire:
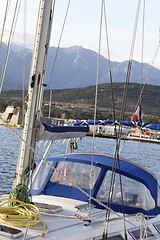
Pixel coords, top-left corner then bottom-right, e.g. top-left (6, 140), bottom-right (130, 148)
top-left (103, 2), bottom-right (117, 128)
top-left (140, 0), bottom-right (145, 92)
top-left (113, 0), bottom-right (141, 177)
top-left (101, 0), bottom-right (118, 238)
top-left (116, 0), bottom-right (141, 143)
top-left (101, 1), bottom-right (128, 239)
top-left (88, 0), bottom-right (104, 222)
top-left (133, 27), bottom-right (160, 112)
top-left (0, 0), bottom-right (22, 94)
top-left (131, 0), bottom-right (145, 124)
top-left (102, 1), bottom-right (142, 239)
top-left (0, 0), bottom-right (11, 47)
top-left (47, 0), bottom-right (71, 90)
top-left (134, 0), bottom-right (146, 169)
top-left (115, 0), bottom-right (141, 233)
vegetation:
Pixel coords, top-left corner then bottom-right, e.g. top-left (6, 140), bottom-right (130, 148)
top-left (0, 83), bottom-right (160, 123)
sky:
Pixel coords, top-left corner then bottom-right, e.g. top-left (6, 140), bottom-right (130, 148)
top-left (0, 0), bottom-right (160, 67)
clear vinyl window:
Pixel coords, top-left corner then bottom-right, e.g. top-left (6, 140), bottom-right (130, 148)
top-left (97, 170), bottom-right (155, 210)
top-left (32, 161), bottom-right (53, 190)
top-left (51, 161), bottom-right (101, 189)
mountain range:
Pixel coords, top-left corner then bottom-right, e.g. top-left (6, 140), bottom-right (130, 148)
top-left (0, 43), bottom-right (160, 90)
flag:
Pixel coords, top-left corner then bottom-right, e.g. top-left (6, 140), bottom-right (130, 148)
top-left (131, 105), bottom-right (142, 124)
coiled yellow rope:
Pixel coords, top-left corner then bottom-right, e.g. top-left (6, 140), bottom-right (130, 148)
top-left (0, 198), bottom-right (48, 237)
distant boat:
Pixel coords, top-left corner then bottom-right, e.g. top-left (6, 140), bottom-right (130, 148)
top-left (127, 127), bottom-right (160, 143)
top-left (127, 105), bottom-right (160, 143)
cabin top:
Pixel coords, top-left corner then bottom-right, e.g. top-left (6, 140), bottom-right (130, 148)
top-left (32, 152), bottom-right (160, 216)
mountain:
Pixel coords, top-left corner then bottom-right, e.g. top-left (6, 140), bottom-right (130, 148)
top-left (0, 43), bottom-right (32, 90)
top-left (0, 43), bottom-right (160, 90)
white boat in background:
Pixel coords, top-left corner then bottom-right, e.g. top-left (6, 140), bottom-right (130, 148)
top-left (0, 0), bottom-right (160, 240)
top-left (127, 105), bottom-right (160, 143)
top-left (127, 128), bottom-right (160, 143)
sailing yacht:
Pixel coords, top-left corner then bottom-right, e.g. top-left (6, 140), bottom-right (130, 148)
top-left (0, 0), bottom-right (160, 239)
top-left (127, 105), bottom-right (160, 143)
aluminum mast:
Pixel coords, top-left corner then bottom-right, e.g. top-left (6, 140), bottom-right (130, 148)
top-left (13, 0), bottom-right (55, 187)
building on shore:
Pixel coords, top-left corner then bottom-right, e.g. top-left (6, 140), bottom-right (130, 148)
top-left (0, 106), bottom-right (22, 127)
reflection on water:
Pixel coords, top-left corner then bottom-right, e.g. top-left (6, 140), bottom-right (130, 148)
top-left (0, 125), bottom-right (160, 192)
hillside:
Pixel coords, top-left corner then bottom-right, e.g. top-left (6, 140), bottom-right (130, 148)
top-left (0, 83), bottom-right (159, 123)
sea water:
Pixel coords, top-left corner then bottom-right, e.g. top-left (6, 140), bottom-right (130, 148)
top-left (0, 125), bottom-right (160, 192)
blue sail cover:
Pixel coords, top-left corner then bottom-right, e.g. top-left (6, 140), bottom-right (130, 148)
top-left (145, 124), bottom-right (160, 130)
top-left (74, 120), bottom-right (159, 129)
top-left (74, 120), bottom-right (116, 126)
top-left (37, 122), bottom-right (89, 141)
top-left (118, 121), bottom-right (134, 126)
top-left (32, 152), bottom-right (160, 216)
top-left (73, 120), bottom-right (107, 125)
top-left (74, 120), bottom-right (134, 126)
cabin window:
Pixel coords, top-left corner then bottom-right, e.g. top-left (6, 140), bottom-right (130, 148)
top-left (51, 161), bottom-right (101, 189)
top-left (97, 170), bottom-right (155, 210)
top-left (32, 161), bottom-right (53, 190)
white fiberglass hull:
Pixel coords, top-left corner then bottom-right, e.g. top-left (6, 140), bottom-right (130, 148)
top-left (1, 194), bottom-right (160, 239)
top-left (127, 134), bottom-right (160, 143)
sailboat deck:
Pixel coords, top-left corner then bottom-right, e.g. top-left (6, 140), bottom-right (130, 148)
top-left (0, 195), bottom-right (160, 239)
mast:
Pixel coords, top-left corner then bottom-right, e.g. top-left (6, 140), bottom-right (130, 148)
top-left (13, 0), bottom-right (55, 187)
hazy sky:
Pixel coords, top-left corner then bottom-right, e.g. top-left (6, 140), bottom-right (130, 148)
top-left (1, 0), bottom-right (160, 67)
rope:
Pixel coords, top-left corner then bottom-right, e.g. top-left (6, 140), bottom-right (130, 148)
top-left (0, 198), bottom-right (48, 236)
top-left (9, 183), bottom-right (31, 204)
top-left (136, 213), bottom-right (151, 239)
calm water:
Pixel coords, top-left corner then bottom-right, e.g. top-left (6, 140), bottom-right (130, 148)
top-left (0, 125), bottom-right (160, 192)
